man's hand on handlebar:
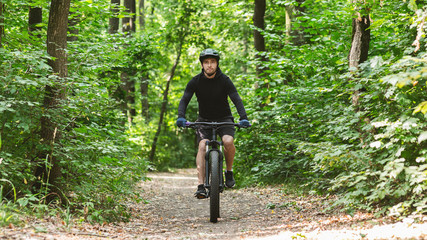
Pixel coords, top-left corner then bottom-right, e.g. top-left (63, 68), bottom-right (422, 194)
top-left (176, 118), bottom-right (186, 127)
top-left (239, 119), bottom-right (250, 128)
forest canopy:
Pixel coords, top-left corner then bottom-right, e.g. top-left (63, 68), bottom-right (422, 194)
top-left (0, 0), bottom-right (426, 223)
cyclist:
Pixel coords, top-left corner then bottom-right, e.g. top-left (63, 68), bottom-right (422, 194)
top-left (176, 48), bottom-right (250, 199)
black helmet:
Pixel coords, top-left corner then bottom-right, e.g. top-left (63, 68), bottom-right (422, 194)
top-left (199, 48), bottom-right (220, 63)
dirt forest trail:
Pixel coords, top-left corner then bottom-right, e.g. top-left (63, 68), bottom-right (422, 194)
top-left (130, 169), bottom-right (427, 240)
top-left (2, 168), bottom-right (426, 239)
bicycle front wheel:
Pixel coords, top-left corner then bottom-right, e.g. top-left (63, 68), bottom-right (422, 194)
top-left (209, 150), bottom-right (220, 223)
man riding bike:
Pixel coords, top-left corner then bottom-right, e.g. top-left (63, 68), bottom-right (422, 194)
top-left (176, 48), bottom-right (250, 198)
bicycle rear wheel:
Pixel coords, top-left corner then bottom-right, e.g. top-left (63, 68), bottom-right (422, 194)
top-left (209, 150), bottom-right (220, 223)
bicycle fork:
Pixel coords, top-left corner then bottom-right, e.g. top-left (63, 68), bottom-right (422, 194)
top-left (204, 141), bottom-right (224, 196)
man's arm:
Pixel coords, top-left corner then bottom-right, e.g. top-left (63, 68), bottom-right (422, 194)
top-left (229, 91), bottom-right (248, 120)
top-left (178, 84), bottom-right (194, 119)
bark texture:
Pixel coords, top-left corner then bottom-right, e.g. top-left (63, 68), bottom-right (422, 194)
top-left (0, 2), bottom-right (4, 47)
top-left (291, 0), bottom-right (307, 46)
top-left (139, 0), bottom-right (149, 121)
top-left (36, 0), bottom-right (71, 196)
top-left (29, 7), bottom-right (42, 34)
top-left (140, 76), bottom-right (149, 121)
top-left (123, 0), bottom-right (136, 33)
top-left (349, 16), bottom-right (370, 69)
top-left (121, 0), bottom-right (137, 123)
top-left (253, 0), bottom-right (266, 77)
top-left (67, 10), bottom-right (79, 42)
top-left (139, 0), bottom-right (145, 30)
top-left (109, 0), bottom-right (120, 34)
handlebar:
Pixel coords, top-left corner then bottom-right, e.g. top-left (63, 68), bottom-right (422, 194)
top-left (185, 121), bottom-right (251, 128)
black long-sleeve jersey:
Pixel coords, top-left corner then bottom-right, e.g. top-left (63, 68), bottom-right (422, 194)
top-left (178, 68), bottom-right (248, 121)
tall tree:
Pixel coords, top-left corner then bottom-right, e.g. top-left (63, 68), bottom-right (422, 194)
top-left (253, 0), bottom-right (267, 77)
top-left (149, 44), bottom-right (183, 162)
top-left (108, 0), bottom-right (126, 122)
top-left (123, 0), bottom-right (136, 33)
top-left (109, 0), bottom-right (120, 34)
top-left (28, 6), bottom-right (42, 36)
top-left (285, 4), bottom-right (292, 44)
top-left (0, 1), bottom-right (4, 47)
top-left (348, 15), bottom-right (370, 69)
top-left (139, 0), bottom-right (150, 121)
top-left (138, 0), bottom-right (145, 30)
top-left (36, 0), bottom-right (71, 197)
top-left (348, 4), bottom-right (371, 108)
top-left (149, 0), bottom-right (195, 162)
top-left (284, 0), bottom-right (307, 46)
top-left (122, 0), bottom-right (137, 123)
top-left (67, 4), bottom-right (79, 42)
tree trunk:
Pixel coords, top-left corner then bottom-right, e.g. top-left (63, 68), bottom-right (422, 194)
top-left (67, 8), bottom-right (79, 42)
top-left (109, 0), bottom-right (120, 34)
top-left (285, 5), bottom-right (292, 44)
top-left (138, 0), bottom-right (145, 31)
top-left (149, 44), bottom-right (183, 162)
top-left (29, 7), bottom-right (42, 36)
top-left (123, 0), bottom-right (136, 33)
top-left (284, 0), bottom-right (307, 46)
top-left (349, 16), bottom-right (370, 70)
top-left (140, 76), bottom-right (149, 121)
top-left (139, 0), bottom-right (149, 121)
top-left (0, 2), bottom-right (4, 47)
top-left (292, 0), bottom-right (307, 46)
top-left (349, 15), bottom-right (370, 108)
top-left (36, 0), bottom-right (70, 198)
top-left (253, 0), bottom-right (266, 78)
top-left (108, 0), bottom-right (124, 121)
top-left (121, 0), bottom-right (137, 124)
top-left (348, 14), bottom-right (371, 145)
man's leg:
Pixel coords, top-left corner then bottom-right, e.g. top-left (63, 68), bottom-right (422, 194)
top-left (194, 139), bottom-right (208, 198)
top-left (222, 135), bottom-right (236, 188)
top-left (222, 135), bottom-right (235, 171)
top-left (196, 139), bottom-right (208, 185)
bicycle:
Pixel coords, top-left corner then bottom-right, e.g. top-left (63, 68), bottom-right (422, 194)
top-left (185, 121), bottom-right (250, 223)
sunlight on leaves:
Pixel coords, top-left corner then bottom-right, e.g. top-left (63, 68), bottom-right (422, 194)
top-left (370, 141), bottom-right (382, 149)
top-left (413, 101), bottom-right (427, 115)
top-left (417, 131), bottom-right (427, 144)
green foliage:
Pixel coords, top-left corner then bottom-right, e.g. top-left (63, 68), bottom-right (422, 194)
top-left (329, 53), bottom-right (427, 216)
top-left (234, 0), bottom-right (427, 218)
top-left (1, 0), bottom-right (153, 223)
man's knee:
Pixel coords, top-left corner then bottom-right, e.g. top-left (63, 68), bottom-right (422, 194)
top-left (198, 139), bottom-right (208, 151)
top-left (222, 135), bottom-right (234, 147)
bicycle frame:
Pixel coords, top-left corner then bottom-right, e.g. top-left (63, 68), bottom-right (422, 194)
top-left (185, 121), bottom-right (248, 222)
top-left (186, 122), bottom-right (241, 187)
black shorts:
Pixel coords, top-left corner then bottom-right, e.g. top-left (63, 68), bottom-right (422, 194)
top-left (196, 117), bottom-right (235, 143)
